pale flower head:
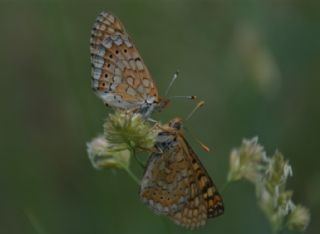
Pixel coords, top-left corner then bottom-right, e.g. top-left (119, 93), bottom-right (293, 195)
top-left (104, 110), bottom-right (157, 151)
top-left (265, 151), bottom-right (292, 189)
top-left (87, 135), bottom-right (130, 169)
top-left (287, 205), bottom-right (311, 231)
top-left (87, 110), bottom-right (157, 170)
top-left (228, 137), bottom-right (268, 182)
top-left (228, 137), bottom-right (310, 233)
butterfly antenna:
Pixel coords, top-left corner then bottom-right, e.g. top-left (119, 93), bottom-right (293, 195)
top-left (165, 70), bottom-right (179, 96)
top-left (185, 100), bottom-right (205, 121)
top-left (165, 70), bottom-right (197, 101)
top-left (169, 95), bottom-right (197, 100)
top-left (183, 100), bottom-right (210, 152)
top-left (184, 126), bottom-right (210, 152)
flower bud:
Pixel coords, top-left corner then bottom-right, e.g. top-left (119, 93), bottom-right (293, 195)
top-left (104, 110), bottom-right (156, 151)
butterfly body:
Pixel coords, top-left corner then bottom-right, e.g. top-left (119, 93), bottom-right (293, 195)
top-left (140, 118), bottom-right (224, 229)
top-left (90, 11), bottom-right (169, 117)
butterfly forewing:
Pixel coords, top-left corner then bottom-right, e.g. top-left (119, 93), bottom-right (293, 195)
top-left (181, 135), bottom-right (224, 219)
top-left (90, 11), bottom-right (159, 111)
top-left (140, 122), bottom-right (224, 229)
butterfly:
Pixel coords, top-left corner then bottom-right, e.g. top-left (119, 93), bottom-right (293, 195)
top-left (140, 118), bottom-right (224, 229)
top-left (90, 11), bottom-right (169, 117)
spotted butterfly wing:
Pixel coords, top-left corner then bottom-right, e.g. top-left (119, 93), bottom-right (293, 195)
top-left (140, 119), bottom-right (224, 229)
top-left (90, 11), bottom-right (163, 116)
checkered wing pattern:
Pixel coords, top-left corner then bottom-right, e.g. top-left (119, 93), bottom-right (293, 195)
top-left (140, 125), bottom-right (224, 229)
top-left (90, 11), bottom-right (159, 112)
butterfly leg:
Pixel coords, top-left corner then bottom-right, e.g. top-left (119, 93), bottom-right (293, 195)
top-left (147, 117), bottom-right (158, 123)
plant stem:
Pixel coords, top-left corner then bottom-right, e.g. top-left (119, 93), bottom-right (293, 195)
top-left (123, 166), bottom-right (140, 185)
top-left (26, 211), bottom-right (48, 234)
top-left (131, 147), bottom-right (146, 169)
top-left (221, 180), bottom-right (231, 193)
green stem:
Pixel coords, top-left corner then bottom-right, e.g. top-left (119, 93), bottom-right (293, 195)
top-left (123, 166), bottom-right (140, 185)
top-left (26, 211), bottom-right (48, 234)
top-left (271, 227), bottom-right (279, 234)
top-left (117, 151), bottom-right (140, 185)
top-left (221, 180), bottom-right (232, 193)
top-left (130, 147), bottom-right (146, 169)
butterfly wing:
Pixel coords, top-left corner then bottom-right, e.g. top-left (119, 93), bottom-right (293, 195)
top-left (90, 11), bottom-right (159, 110)
top-left (178, 134), bottom-right (224, 219)
top-left (140, 133), bottom-right (224, 229)
top-left (140, 142), bottom-right (194, 216)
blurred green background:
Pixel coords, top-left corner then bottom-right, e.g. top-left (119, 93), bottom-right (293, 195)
top-left (1, 0), bottom-right (319, 233)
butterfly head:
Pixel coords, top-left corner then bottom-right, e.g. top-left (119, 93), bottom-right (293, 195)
top-left (168, 117), bottom-right (183, 130)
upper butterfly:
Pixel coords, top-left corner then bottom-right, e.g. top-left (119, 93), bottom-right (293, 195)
top-left (90, 11), bottom-right (169, 117)
top-left (140, 118), bottom-right (224, 229)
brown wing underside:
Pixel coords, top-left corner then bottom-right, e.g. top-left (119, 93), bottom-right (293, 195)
top-left (140, 134), bottom-right (224, 229)
top-left (180, 134), bottom-right (224, 219)
top-left (90, 11), bottom-right (158, 104)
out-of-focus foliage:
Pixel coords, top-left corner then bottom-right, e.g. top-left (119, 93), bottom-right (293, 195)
top-left (0, 0), bottom-right (319, 234)
top-left (228, 137), bottom-right (310, 233)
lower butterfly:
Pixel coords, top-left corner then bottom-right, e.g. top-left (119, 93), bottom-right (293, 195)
top-left (140, 118), bottom-right (224, 229)
top-left (90, 11), bottom-right (169, 117)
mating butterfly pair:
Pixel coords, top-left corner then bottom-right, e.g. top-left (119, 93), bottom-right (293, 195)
top-left (90, 11), bottom-right (224, 228)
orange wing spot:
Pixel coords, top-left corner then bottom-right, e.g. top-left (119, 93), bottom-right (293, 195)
top-left (207, 187), bottom-right (214, 197)
top-left (208, 200), bottom-right (214, 209)
top-left (199, 176), bottom-right (208, 188)
top-left (209, 195), bottom-right (222, 208)
top-left (192, 162), bottom-right (200, 171)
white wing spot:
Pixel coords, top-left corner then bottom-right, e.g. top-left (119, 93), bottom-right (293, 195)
top-left (136, 59), bottom-right (144, 70)
top-left (127, 77), bottom-right (134, 86)
top-left (101, 11), bottom-right (108, 17)
top-left (92, 56), bottom-right (104, 68)
top-left (129, 60), bottom-right (136, 69)
top-left (115, 68), bottom-right (122, 76)
top-left (102, 38), bottom-right (113, 49)
top-left (142, 79), bottom-right (150, 87)
top-left (107, 14), bottom-right (115, 23)
top-left (92, 68), bottom-right (102, 80)
top-left (97, 46), bottom-right (106, 57)
top-left (137, 85), bottom-right (145, 93)
top-left (113, 76), bottom-right (122, 84)
top-left (127, 87), bottom-right (137, 96)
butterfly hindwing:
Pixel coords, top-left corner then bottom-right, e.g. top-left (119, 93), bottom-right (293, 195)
top-left (140, 121), bottom-right (224, 229)
top-left (140, 142), bottom-right (194, 215)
